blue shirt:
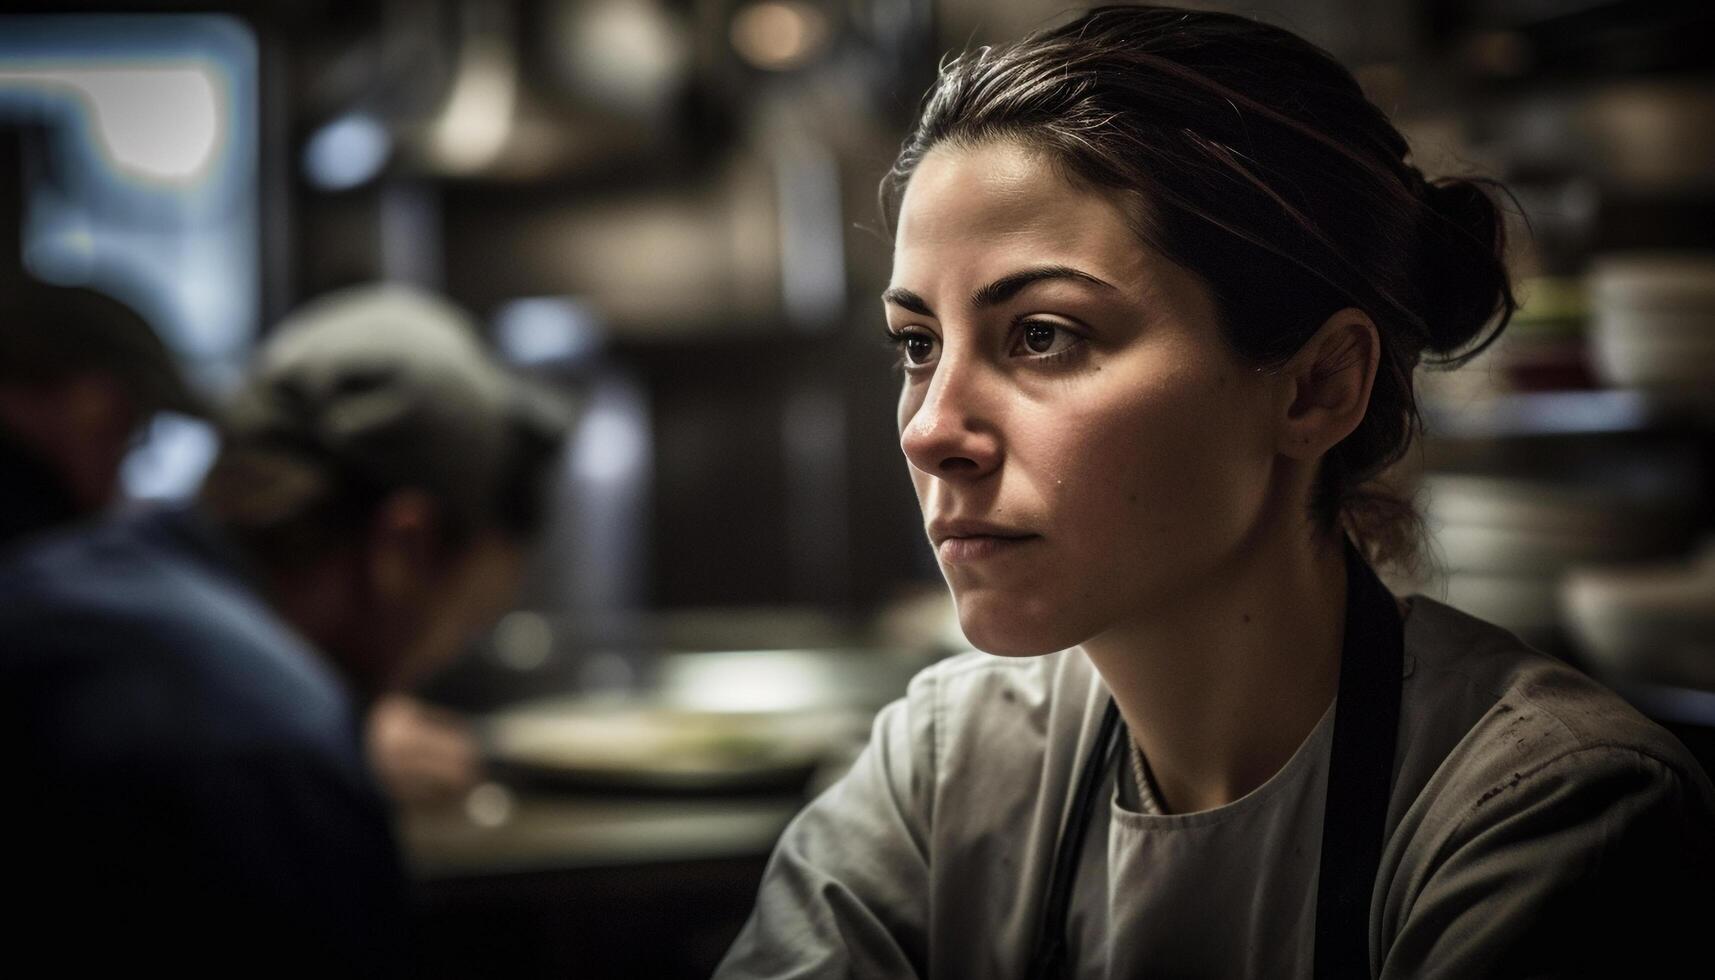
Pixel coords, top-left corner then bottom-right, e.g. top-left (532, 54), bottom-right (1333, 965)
top-left (0, 505), bottom-right (406, 974)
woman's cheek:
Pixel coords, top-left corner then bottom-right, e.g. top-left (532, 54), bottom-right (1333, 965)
top-left (896, 383), bottom-right (922, 434)
top-left (1091, 385), bottom-right (1232, 522)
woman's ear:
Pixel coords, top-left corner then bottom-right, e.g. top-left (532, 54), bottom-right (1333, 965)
top-left (1275, 307), bottom-right (1380, 460)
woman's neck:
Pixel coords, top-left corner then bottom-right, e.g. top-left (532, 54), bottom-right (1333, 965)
top-left (1080, 520), bottom-right (1349, 815)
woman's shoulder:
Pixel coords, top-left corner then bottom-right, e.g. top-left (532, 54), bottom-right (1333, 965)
top-left (1389, 596), bottom-right (1715, 873)
top-left (1399, 595), bottom-right (1703, 778)
top-left (890, 648), bottom-right (1107, 801)
top-left (904, 647), bottom-right (1104, 738)
top-left (1378, 596), bottom-right (1715, 974)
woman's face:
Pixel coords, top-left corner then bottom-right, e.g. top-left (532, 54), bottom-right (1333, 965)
top-left (889, 140), bottom-right (1285, 656)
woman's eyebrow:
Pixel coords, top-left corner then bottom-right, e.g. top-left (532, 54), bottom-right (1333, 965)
top-left (881, 287), bottom-right (936, 317)
top-left (882, 266), bottom-right (1116, 318)
top-left (971, 265), bottom-right (1116, 308)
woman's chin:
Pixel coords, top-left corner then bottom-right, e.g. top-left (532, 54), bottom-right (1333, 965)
top-left (955, 599), bottom-right (1079, 658)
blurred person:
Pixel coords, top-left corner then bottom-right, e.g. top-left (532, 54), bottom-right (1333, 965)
top-left (0, 275), bottom-right (484, 805)
top-left (718, 7), bottom-right (1715, 979)
top-left (0, 278), bottom-right (204, 550)
top-left (0, 284), bottom-right (565, 975)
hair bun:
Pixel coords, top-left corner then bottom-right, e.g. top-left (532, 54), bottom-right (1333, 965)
top-left (1413, 177), bottom-right (1515, 363)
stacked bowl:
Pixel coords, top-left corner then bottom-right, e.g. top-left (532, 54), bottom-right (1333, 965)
top-left (1422, 471), bottom-right (1695, 645)
top-left (1562, 540), bottom-right (1715, 691)
top-left (1587, 252), bottom-right (1715, 397)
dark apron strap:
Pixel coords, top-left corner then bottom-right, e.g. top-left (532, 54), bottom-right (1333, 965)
top-left (1313, 540), bottom-right (1405, 979)
top-left (1027, 698), bottom-right (1124, 980)
top-left (1027, 540), bottom-right (1403, 980)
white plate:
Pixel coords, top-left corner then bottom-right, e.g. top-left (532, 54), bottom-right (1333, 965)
top-left (483, 697), bottom-right (868, 791)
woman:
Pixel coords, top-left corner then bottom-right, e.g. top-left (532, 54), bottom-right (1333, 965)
top-left (718, 7), bottom-right (1715, 978)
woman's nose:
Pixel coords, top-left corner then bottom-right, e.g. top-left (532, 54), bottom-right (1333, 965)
top-left (899, 359), bottom-right (1002, 480)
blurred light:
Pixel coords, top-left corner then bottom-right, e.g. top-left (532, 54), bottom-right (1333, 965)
top-left (659, 651), bottom-right (830, 713)
top-left (302, 111), bottom-right (390, 191)
top-left (432, 38), bottom-right (515, 173)
top-left (0, 65), bottom-right (224, 185)
top-left (556, 0), bottom-right (688, 114)
top-left (729, 1), bottom-right (830, 72)
top-left (572, 383), bottom-right (648, 485)
top-left (560, 373), bottom-right (651, 613)
top-left (493, 296), bottom-right (605, 367)
top-left (464, 782), bottom-right (515, 828)
top-left (774, 141), bottom-right (844, 331)
top-left (0, 14), bottom-right (260, 415)
top-left (493, 611), bottom-right (554, 672)
top-left (121, 412), bottom-right (221, 501)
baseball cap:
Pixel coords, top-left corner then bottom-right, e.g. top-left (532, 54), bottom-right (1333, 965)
top-left (0, 279), bottom-right (206, 417)
top-left (220, 283), bottom-right (570, 535)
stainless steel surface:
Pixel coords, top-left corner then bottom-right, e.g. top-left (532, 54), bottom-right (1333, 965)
top-left (403, 792), bottom-right (802, 879)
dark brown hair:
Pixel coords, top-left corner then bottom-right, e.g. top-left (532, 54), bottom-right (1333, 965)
top-left (883, 5), bottom-right (1515, 566)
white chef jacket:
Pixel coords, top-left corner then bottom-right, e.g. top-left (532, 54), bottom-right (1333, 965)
top-left (716, 597), bottom-right (1715, 978)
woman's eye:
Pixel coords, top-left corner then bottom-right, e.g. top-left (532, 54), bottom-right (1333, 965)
top-left (902, 333), bottom-right (937, 365)
top-left (1018, 322), bottom-right (1076, 357)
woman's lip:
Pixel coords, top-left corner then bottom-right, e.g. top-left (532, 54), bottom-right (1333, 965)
top-left (937, 534), bottom-right (1038, 563)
